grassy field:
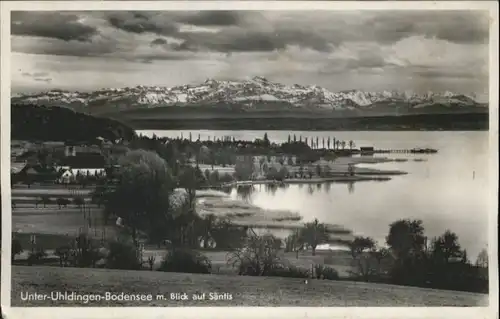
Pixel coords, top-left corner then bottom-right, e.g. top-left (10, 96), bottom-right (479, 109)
top-left (11, 266), bottom-right (488, 306)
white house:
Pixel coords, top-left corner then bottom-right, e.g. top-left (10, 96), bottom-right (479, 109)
top-left (58, 168), bottom-right (107, 184)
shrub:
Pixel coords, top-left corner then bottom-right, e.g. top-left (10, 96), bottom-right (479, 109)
top-left (11, 238), bottom-right (23, 261)
top-left (73, 196), bottom-right (85, 208)
top-left (218, 173), bottom-right (234, 183)
top-left (314, 264), bottom-right (340, 280)
top-left (55, 245), bottom-right (72, 267)
top-left (105, 240), bottom-right (142, 270)
top-left (227, 232), bottom-right (282, 276)
top-left (159, 249), bottom-right (211, 274)
top-left (27, 248), bottom-right (47, 266)
top-left (56, 198), bottom-right (71, 208)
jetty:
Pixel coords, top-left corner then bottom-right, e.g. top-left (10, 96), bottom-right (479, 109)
top-left (373, 148), bottom-right (438, 154)
top-left (343, 147), bottom-right (438, 156)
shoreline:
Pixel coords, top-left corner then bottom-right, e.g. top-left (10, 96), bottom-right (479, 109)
top-left (219, 175), bottom-right (391, 187)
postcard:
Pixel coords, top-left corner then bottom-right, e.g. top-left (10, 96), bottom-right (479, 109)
top-left (1, 1), bottom-right (498, 319)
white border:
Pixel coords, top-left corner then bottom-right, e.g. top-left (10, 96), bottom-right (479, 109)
top-left (1, 2), bottom-right (498, 319)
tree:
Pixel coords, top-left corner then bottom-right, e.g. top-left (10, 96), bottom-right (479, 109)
top-left (227, 231), bottom-right (282, 276)
top-left (287, 134), bottom-right (291, 143)
top-left (476, 248), bottom-right (488, 268)
top-left (12, 237), bottom-right (23, 262)
top-left (386, 219), bottom-right (426, 259)
top-left (341, 141), bottom-right (346, 150)
top-left (348, 236), bottom-right (376, 280)
top-left (38, 195), bottom-right (52, 208)
top-left (300, 218), bottom-right (329, 256)
top-left (348, 140), bottom-right (355, 150)
top-left (327, 137), bottom-right (331, 149)
top-left (322, 164), bottom-right (331, 177)
top-left (315, 164), bottom-right (322, 177)
top-left (263, 132), bottom-right (270, 146)
top-left (108, 149), bottom-right (173, 246)
top-left (431, 230), bottom-right (462, 263)
top-left (73, 196), bottom-right (85, 209)
top-left (285, 229), bottom-right (305, 259)
top-left (259, 157), bottom-right (266, 173)
top-left (347, 163), bottom-right (355, 176)
top-left (335, 140), bottom-right (341, 150)
top-left (204, 169), bottom-right (211, 183)
top-left (234, 156), bottom-right (255, 181)
top-left (178, 166), bottom-right (205, 231)
top-left (209, 170), bottom-right (220, 185)
top-left (106, 238), bottom-right (142, 270)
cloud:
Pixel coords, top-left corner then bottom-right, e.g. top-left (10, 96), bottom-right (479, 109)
top-left (175, 11), bottom-right (243, 26)
top-left (150, 38), bottom-right (168, 46)
top-left (12, 35), bottom-right (121, 58)
top-left (105, 11), bottom-right (178, 36)
top-left (34, 77), bottom-right (52, 83)
top-left (22, 71), bottom-right (50, 78)
top-left (19, 70), bottom-right (52, 83)
top-left (174, 27), bottom-right (332, 53)
top-left (11, 12), bottom-right (98, 42)
top-left (363, 11), bottom-right (489, 45)
top-left (10, 10), bottom-right (489, 95)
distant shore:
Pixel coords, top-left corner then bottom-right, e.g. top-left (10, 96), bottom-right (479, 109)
top-left (221, 175), bottom-right (391, 187)
top-left (123, 112), bottom-right (488, 131)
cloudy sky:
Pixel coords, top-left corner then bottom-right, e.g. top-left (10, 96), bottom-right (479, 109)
top-left (11, 10), bottom-right (490, 99)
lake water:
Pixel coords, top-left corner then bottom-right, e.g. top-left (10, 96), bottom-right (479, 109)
top-left (138, 130), bottom-right (491, 259)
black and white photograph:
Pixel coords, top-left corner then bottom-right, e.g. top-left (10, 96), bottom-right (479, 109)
top-left (1, 1), bottom-right (498, 317)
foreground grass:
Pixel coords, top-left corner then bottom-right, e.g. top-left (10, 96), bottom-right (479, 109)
top-left (12, 266), bottom-right (487, 307)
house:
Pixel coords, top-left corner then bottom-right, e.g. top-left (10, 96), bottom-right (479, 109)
top-left (57, 153), bottom-right (108, 183)
top-left (360, 147), bottom-right (375, 155)
top-left (11, 161), bottom-right (27, 175)
top-left (11, 161), bottom-right (28, 184)
top-left (15, 164), bottom-right (59, 184)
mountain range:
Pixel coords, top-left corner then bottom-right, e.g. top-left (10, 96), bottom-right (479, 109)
top-left (12, 76), bottom-right (487, 119)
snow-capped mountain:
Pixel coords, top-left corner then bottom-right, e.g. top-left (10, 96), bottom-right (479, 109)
top-left (12, 76), bottom-right (485, 116)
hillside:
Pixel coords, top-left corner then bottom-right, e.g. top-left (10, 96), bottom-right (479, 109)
top-left (128, 112), bottom-right (489, 131)
top-left (11, 266), bottom-right (488, 306)
top-left (11, 104), bottom-right (136, 142)
top-left (12, 77), bottom-right (487, 118)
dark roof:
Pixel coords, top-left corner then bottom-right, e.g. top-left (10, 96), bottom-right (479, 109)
top-left (21, 164), bottom-right (57, 175)
top-left (61, 153), bottom-right (106, 169)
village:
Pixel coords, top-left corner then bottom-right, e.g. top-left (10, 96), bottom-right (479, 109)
top-left (10, 134), bottom-right (389, 189)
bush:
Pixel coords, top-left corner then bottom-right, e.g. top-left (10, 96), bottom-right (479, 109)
top-left (105, 240), bottom-right (142, 270)
top-left (228, 232), bottom-right (283, 276)
top-left (11, 238), bottom-right (23, 261)
top-left (55, 245), bottom-right (73, 267)
top-left (56, 198), bottom-right (71, 208)
top-left (27, 248), bottom-right (47, 266)
top-left (159, 249), bottom-right (212, 274)
top-left (73, 196), bottom-right (85, 207)
top-left (314, 264), bottom-right (339, 280)
top-left (218, 172), bottom-right (234, 183)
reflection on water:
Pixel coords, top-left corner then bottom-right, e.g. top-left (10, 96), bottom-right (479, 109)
top-left (233, 182), bottom-right (355, 200)
top-left (225, 131), bottom-right (490, 259)
top-left (347, 182), bottom-right (355, 194)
